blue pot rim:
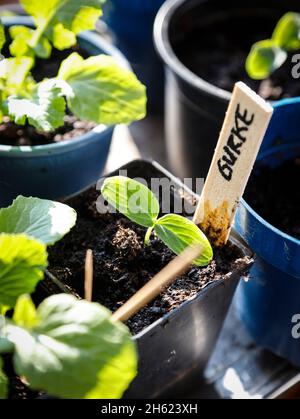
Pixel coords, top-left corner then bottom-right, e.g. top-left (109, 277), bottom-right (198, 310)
top-left (272, 96), bottom-right (300, 107)
top-left (0, 16), bottom-right (129, 157)
top-left (240, 100), bottom-right (300, 247)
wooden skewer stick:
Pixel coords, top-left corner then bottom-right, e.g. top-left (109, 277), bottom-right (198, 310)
top-left (111, 245), bottom-right (203, 323)
top-left (193, 82), bottom-right (273, 247)
top-left (84, 249), bottom-right (93, 302)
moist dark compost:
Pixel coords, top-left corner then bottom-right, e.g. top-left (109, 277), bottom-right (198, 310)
top-left (48, 188), bottom-right (250, 335)
top-left (174, 11), bottom-right (300, 101)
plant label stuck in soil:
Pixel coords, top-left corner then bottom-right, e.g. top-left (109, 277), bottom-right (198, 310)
top-left (193, 81), bottom-right (273, 247)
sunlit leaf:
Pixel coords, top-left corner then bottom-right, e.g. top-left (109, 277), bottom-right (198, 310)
top-left (0, 196), bottom-right (77, 246)
top-left (101, 176), bottom-right (159, 228)
top-left (155, 214), bottom-right (213, 266)
top-left (58, 53), bottom-right (146, 125)
top-left (6, 294), bottom-right (137, 399)
top-left (0, 234), bottom-right (47, 308)
top-left (246, 39), bottom-right (287, 80)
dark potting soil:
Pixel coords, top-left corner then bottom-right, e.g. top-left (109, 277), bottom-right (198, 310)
top-left (48, 188), bottom-right (251, 335)
top-left (173, 11), bottom-right (300, 101)
top-left (0, 47), bottom-right (96, 147)
top-left (244, 158), bottom-right (300, 239)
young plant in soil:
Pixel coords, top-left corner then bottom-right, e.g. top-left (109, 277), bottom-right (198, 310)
top-left (246, 12), bottom-right (300, 80)
top-left (0, 0), bottom-right (146, 143)
top-left (101, 176), bottom-right (213, 266)
top-left (0, 196), bottom-right (136, 399)
top-left (0, 195), bottom-right (77, 312)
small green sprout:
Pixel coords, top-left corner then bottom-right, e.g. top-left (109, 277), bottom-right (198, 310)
top-left (101, 176), bottom-right (213, 267)
top-left (246, 12), bottom-right (300, 80)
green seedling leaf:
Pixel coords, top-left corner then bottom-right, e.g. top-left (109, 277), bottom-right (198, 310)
top-left (20, 0), bottom-right (104, 51)
top-left (0, 196), bottom-right (77, 246)
top-left (8, 79), bottom-right (66, 131)
top-left (0, 357), bottom-right (8, 399)
top-left (101, 176), bottom-right (213, 265)
top-left (58, 53), bottom-right (146, 125)
top-left (0, 56), bottom-right (34, 97)
top-left (101, 176), bottom-right (159, 228)
top-left (246, 39), bottom-right (287, 80)
top-left (272, 12), bottom-right (300, 50)
top-left (0, 234), bottom-right (48, 308)
top-left (9, 26), bottom-right (51, 59)
top-left (155, 214), bottom-right (213, 266)
top-left (13, 294), bottom-right (38, 329)
top-left (6, 294), bottom-right (137, 399)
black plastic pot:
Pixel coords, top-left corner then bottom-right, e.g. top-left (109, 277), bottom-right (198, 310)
top-left (47, 160), bottom-right (253, 398)
top-left (154, 0), bottom-right (300, 180)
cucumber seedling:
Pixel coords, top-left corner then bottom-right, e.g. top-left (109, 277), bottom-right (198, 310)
top-left (101, 176), bottom-right (213, 266)
top-left (246, 12), bottom-right (300, 80)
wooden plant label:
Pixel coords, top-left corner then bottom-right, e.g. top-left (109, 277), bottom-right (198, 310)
top-left (193, 82), bottom-right (273, 247)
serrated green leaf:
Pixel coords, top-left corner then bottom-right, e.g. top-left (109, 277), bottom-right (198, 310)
top-left (0, 196), bottom-right (77, 246)
top-left (58, 53), bottom-right (146, 125)
top-left (9, 27), bottom-right (31, 58)
top-left (8, 78), bottom-right (66, 131)
top-left (272, 12), bottom-right (300, 50)
top-left (85, 340), bottom-right (137, 399)
top-left (0, 357), bottom-right (8, 399)
top-left (154, 214), bottom-right (213, 267)
top-left (0, 57), bottom-right (34, 97)
top-left (20, 0), bottom-right (104, 51)
top-left (246, 39), bottom-right (287, 80)
top-left (101, 176), bottom-right (159, 228)
top-left (13, 295), bottom-right (38, 329)
top-left (0, 21), bottom-right (5, 52)
top-left (9, 25), bottom-right (51, 59)
top-left (0, 234), bottom-right (48, 308)
top-left (52, 23), bottom-right (76, 50)
top-left (5, 294), bottom-right (137, 399)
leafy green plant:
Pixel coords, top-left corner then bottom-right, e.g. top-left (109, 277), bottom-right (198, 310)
top-left (0, 0), bottom-right (146, 132)
top-left (246, 12), bottom-right (300, 79)
top-left (0, 293), bottom-right (137, 399)
top-left (0, 195), bottom-right (76, 311)
top-left (0, 196), bottom-right (137, 399)
top-left (101, 176), bottom-right (213, 266)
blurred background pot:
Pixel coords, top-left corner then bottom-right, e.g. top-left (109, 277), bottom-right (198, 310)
top-left (102, 0), bottom-right (165, 113)
top-left (154, 0), bottom-right (300, 181)
top-left (0, 16), bottom-right (130, 207)
top-left (235, 99), bottom-right (300, 367)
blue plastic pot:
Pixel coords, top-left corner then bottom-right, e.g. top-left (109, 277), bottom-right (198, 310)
top-left (235, 99), bottom-right (300, 367)
top-left (0, 16), bottom-right (129, 207)
top-left (103, 0), bottom-right (165, 112)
